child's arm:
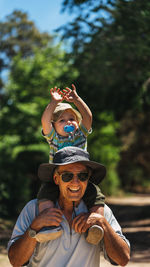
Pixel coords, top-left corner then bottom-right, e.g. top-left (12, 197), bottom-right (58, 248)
top-left (41, 87), bottom-right (63, 135)
top-left (63, 84), bottom-right (92, 131)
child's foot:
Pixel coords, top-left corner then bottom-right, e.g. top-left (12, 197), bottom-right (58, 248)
top-left (35, 226), bottom-right (63, 243)
top-left (86, 225), bottom-right (104, 245)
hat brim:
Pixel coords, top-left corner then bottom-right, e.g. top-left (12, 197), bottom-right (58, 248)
top-left (38, 160), bottom-right (106, 185)
top-left (52, 105), bottom-right (82, 123)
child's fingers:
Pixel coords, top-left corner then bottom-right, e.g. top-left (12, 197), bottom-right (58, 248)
top-left (50, 86), bottom-right (73, 99)
top-left (63, 95), bottom-right (68, 100)
top-left (57, 88), bottom-right (61, 93)
top-left (50, 88), bottom-right (54, 94)
top-left (54, 86), bottom-right (57, 92)
top-left (59, 90), bottom-right (65, 99)
top-left (59, 90), bottom-right (63, 96)
top-left (71, 84), bottom-right (76, 91)
top-left (63, 87), bottom-right (72, 93)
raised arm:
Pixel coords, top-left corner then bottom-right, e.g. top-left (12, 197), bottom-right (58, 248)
top-left (62, 84), bottom-right (92, 131)
top-left (8, 207), bottom-right (63, 267)
top-left (41, 87), bottom-right (64, 135)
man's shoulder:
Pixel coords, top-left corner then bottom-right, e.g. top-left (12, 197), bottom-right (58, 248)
top-left (104, 204), bottom-right (111, 212)
top-left (104, 204), bottom-right (113, 221)
top-left (21, 199), bottom-right (38, 215)
top-left (25, 199), bottom-right (37, 207)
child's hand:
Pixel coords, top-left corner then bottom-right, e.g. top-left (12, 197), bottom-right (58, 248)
top-left (50, 87), bottom-right (64, 102)
top-left (62, 84), bottom-right (79, 102)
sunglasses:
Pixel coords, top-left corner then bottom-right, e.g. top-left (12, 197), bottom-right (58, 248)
top-left (57, 171), bottom-right (90, 182)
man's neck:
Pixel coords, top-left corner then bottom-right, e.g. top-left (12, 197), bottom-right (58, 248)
top-left (58, 197), bottom-right (79, 212)
top-left (58, 196), bottom-right (80, 225)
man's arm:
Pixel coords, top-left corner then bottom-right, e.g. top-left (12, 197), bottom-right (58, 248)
top-left (72, 206), bottom-right (130, 266)
top-left (8, 206), bottom-right (63, 266)
top-left (101, 216), bottom-right (130, 266)
top-left (8, 229), bottom-right (37, 267)
top-left (63, 84), bottom-right (92, 131)
top-left (41, 87), bottom-right (63, 135)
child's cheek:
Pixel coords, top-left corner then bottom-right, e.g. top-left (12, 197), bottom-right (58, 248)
top-left (73, 121), bottom-right (79, 130)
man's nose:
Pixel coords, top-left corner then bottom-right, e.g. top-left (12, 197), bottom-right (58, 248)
top-left (71, 175), bottom-right (80, 183)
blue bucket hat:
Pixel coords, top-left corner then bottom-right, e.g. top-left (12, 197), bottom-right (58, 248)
top-left (38, 146), bottom-right (106, 185)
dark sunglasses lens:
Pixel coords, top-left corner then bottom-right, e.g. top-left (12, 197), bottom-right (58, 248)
top-left (61, 172), bottom-right (73, 182)
top-left (78, 172), bottom-right (89, 181)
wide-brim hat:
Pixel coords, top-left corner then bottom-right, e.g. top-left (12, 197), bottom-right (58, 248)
top-left (52, 103), bottom-right (82, 123)
top-left (38, 146), bottom-right (106, 185)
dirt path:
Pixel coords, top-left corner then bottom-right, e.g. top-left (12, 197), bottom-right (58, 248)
top-left (1, 194), bottom-right (150, 266)
top-left (106, 194), bottom-right (150, 266)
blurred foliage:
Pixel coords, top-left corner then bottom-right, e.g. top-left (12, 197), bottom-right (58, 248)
top-left (118, 108), bottom-right (150, 192)
top-left (0, 12), bottom-right (78, 217)
top-left (0, 10), bottom-right (52, 90)
top-left (60, 0), bottom-right (150, 193)
top-left (88, 112), bottom-right (121, 195)
top-left (60, 0), bottom-right (150, 118)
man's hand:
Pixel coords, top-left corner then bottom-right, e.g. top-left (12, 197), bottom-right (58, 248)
top-left (31, 208), bottom-right (63, 232)
top-left (86, 212), bottom-right (104, 226)
top-left (72, 212), bottom-right (91, 233)
top-left (72, 212), bottom-right (104, 234)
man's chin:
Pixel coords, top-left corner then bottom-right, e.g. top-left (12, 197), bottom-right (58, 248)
top-left (67, 193), bottom-right (84, 203)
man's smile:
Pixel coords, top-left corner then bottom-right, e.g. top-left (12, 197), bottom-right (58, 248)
top-left (68, 186), bottom-right (81, 193)
top-left (68, 186), bottom-right (80, 191)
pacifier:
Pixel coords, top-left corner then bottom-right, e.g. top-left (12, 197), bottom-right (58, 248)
top-left (64, 125), bottom-right (75, 140)
top-left (64, 125), bottom-right (75, 133)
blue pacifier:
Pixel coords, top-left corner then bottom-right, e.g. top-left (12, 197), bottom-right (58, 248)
top-left (64, 125), bottom-right (75, 133)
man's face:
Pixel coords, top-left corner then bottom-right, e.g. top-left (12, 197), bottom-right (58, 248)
top-left (54, 163), bottom-right (89, 204)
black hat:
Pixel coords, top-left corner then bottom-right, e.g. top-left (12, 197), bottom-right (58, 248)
top-left (38, 146), bottom-right (106, 185)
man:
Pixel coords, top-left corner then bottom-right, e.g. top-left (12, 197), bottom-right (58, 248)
top-left (8, 147), bottom-right (130, 267)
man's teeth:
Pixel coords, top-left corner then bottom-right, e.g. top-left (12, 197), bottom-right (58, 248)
top-left (69, 188), bottom-right (80, 192)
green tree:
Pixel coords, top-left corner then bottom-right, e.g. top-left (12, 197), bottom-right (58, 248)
top-left (118, 78), bottom-right (150, 192)
top-left (0, 44), bottom-right (78, 217)
top-left (0, 10), bottom-right (52, 93)
top-left (0, 10), bottom-right (51, 68)
top-left (88, 112), bottom-right (121, 195)
top-left (60, 0), bottom-right (150, 118)
top-left (60, 0), bottom-right (150, 192)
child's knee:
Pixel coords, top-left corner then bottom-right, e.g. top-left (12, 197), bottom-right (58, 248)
top-left (90, 205), bottom-right (104, 216)
top-left (38, 199), bottom-right (55, 213)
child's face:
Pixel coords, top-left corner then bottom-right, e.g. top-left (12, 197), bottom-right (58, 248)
top-left (54, 110), bottom-right (79, 136)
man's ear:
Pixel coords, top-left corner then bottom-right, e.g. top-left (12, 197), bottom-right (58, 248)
top-left (53, 173), bottom-right (59, 185)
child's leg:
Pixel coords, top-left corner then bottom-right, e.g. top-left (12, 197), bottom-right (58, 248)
top-left (90, 204), bottom-right (104, 216)
top-left (36, 182), bottom-right (63, 243)
top-left (37, 181), bottom-right (59, 213)
top-left (86, 204), bottom-right (104, 245)
top-left (83, 182), bottom-right (105, 209)
top-left (83, 182), bottom-right (105, 245)
top-left (39, 199), bottom-right (54, 213)
top-left (37, 181), bottom-right (59, 203)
